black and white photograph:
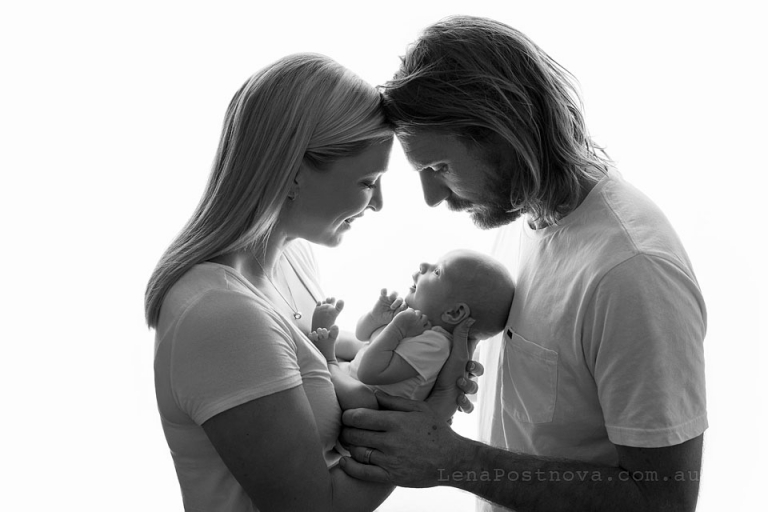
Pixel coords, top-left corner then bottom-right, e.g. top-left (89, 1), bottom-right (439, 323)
top-left (2, 1), bottom-right (764, 510)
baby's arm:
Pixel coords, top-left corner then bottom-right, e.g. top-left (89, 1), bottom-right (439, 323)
top-left (308, 326), bottom-right (378, 411)
top-left (356, 309), bottom-right (431, 386)
top-left (355, 288), bottom-right (407, 341)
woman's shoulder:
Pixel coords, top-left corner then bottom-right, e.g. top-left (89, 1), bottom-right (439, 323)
top-left (159, 263), bottom-right (289, 337)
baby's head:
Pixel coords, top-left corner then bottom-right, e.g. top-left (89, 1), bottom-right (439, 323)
top-left (404, 249), bottom-right (515, 340)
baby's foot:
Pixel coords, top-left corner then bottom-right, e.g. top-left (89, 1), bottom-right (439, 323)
top-left (308, 325), bottom-right (340, 362)
top-left (312, 297), bottom-right (345, 331)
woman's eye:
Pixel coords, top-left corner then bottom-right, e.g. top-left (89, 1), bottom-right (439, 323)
top-left (363, 181), bottom-right (378, 189)
top-left (434, 268), bottom-right (440, 276)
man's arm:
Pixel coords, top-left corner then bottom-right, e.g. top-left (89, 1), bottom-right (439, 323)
top-left (340, 395), bottom-right (703, 512)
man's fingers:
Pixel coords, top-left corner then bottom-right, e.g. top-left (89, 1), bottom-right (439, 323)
top-left (453, 317), bottom-right (476, 348)
top-left (342, 407), bottom-right (398, 431)
top-left (375, 392), bottom-right (429, 413)
top-left (457, 377), bottom-right (478, 395)
top-left (340, 426), bottom-right (391, 450)
top-left (348, 445), bottom-right (381, 465)
top-left (341, 395), bottom-right (425, 431)
top-left (339, 457), bottom-right (390, 483)
top-left (467, 360), bottom-right (484, 378)
top-left (458, 394), bottom-right (475, 413)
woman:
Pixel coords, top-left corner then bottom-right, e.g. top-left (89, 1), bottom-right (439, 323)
top-left (144, 54), bottom-right (472, 511)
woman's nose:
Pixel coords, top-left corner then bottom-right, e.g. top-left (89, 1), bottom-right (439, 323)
top-left (419, 262), bottom-right (429, 274)
top-left (419, 172), bottom-right (449, 207)
top-left (367, 182), bottom-right (383, 212)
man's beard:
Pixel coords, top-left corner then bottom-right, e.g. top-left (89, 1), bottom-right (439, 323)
top-left (446, 171), bottom-right (522, 230)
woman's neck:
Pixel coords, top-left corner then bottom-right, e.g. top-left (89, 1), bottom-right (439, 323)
top-left (211, 231), bottom-right (289, 282)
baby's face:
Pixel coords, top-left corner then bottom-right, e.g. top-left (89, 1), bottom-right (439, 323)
top-left (404, 252), bottom-right (466, 322)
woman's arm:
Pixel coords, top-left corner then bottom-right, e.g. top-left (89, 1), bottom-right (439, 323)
top-left (203, 386), bottom-right (393, 512)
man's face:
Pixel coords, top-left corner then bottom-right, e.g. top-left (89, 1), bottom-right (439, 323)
top-left (399, 131), bottom-right (522, 229)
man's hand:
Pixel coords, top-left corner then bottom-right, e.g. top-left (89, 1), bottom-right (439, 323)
top-left (311, 297), bottom-right (344, 332)
top-left (427, 317), bottom-right (482, 418)
top-left (369, 288), bottom-right (408, 325)
top-left (307, 325), bottom-right (339, 362)
top-left (339, 393), bottom-right (470, 487)
top-left (391, 308), bottom-right (431, 339)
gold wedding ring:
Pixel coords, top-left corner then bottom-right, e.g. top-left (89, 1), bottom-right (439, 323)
top-left (363, 447), bottom-right (373, 464)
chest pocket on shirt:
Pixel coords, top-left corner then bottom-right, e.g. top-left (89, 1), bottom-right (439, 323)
top-left (502, 329), bottom-right (559, 424)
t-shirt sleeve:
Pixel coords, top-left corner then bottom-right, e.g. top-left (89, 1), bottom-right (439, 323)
top-left (170, 289), bottom-right (303, 425)
top-left (394, 330), bottom-right (452, 381)
top-left (583, 254), bottom-right (708, 447)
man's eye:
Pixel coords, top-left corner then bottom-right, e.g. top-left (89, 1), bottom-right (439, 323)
top-left (422, 165), bottom-right (446, 174)
top-left (363, 181), bottom-right (378, 189)
top-left (434, 268), bottom-right (441, 276)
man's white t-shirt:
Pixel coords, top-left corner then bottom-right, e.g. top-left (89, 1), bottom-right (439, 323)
top-left (478, 169), bottom-right (707, 510)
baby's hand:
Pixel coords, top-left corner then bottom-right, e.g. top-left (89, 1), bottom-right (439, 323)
top-left (370, 288), bottom-right (408, 325)
top-left (392, 308), bottom-right (431, 339)
top-left (312, 297), bottom-right (344, 331)
top-left (308, 325), bottom-right (340, 362)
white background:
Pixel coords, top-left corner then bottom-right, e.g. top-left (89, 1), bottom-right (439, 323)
top-left (1, 1), bottom-right (765, 510)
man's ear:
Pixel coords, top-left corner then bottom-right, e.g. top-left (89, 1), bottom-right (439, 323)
top-left (441, 303), bottom-right (470, 325)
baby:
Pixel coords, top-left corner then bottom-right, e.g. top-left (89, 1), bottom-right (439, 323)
top-left (309, 249), bottom-right (515, 401)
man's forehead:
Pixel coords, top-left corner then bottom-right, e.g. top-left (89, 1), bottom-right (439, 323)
top-left (399, 132), bottom-right (455, 167)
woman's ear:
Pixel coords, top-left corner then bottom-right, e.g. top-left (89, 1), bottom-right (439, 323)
top-left (441, 303), bottom-right (470, 325)
top-left (288, 164), bottom-right (307, 200)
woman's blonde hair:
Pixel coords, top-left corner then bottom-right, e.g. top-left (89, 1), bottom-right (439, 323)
top-left (382, 16), bottom-right (610, 226)
top-left (145, 53), bottom-right (392, 328)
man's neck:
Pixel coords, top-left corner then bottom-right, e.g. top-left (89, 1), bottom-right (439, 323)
top-left (529, 173), bottom-right (599, 230)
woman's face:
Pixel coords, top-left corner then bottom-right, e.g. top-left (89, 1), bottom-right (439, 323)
top-left (289, 138), bottom-right (393, 247)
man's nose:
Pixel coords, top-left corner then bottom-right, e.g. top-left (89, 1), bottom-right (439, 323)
top-left (419, 172), bottom-right (449, 207)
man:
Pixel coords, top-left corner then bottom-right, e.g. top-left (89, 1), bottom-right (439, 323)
top-left (339, 16), bottom-right (707, 512)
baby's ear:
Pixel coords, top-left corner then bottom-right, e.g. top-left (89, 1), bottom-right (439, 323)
top-left (441, 303), bottom-right (470, 325)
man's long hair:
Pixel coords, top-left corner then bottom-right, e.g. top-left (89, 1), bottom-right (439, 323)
top-left (382, 16), bottom-right (610, 226)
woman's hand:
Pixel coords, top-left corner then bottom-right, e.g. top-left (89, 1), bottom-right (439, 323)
top-left (426, 317), bottom-right (483, 420)
top-left (312, 297), bottom-right (344, 331)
